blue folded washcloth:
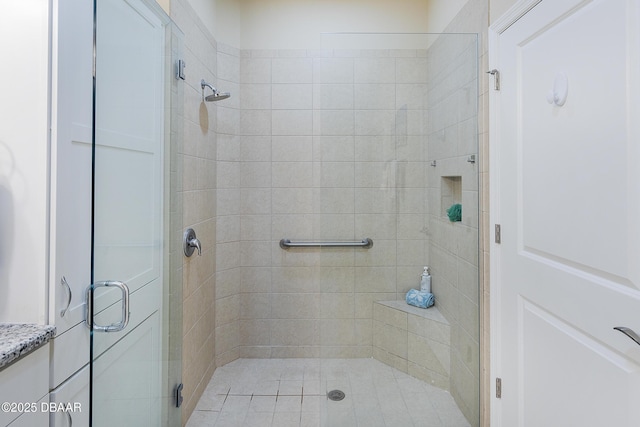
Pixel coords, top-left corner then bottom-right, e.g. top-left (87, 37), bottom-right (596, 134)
top-left (405, 289), bottom-right (435, 309)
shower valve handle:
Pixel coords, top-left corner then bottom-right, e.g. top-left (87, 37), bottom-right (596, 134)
top-left (188, 238), bottom-right (201, 256)
top-left (183, 228), bottom-right (202, 257)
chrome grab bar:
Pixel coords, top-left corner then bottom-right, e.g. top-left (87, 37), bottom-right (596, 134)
top-left (85, 281), bottom-right (130, 332)
top-left (279, 238), bottom-right (373, 249)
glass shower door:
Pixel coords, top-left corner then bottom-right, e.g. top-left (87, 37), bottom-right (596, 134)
top-left (314, 32), bottom-right (480, 426)
top-left (90, 0), bottom-right (175, 425)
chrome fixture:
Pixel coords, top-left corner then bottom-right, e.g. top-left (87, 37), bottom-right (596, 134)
top-left (486, 69), bottom-right (500, 91)
top-left (614, 326), bottom-right (640, 347)
top-left (60, 276), bottom-right (72, 318)
top-left (184, 228), bottom-right (202, 257)
top-left (176, 59), bottom-right (186, 80)
top-left (200, 79), bottom-right (230, 102)
top-left (85, 281), bottom-right (130, 332)
top-left (280, 238), bottom-right (373, 249)
top-left (327, 390), bottom-right (346, 401)
top-left (467, 154), bottom-right (476, 163)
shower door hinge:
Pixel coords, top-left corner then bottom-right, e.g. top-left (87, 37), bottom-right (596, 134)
top-left (495, 224), bottom-right (501, 244)
top-left (487, 69), bottom-right (500, 91)
top-left (176, 59), bottom-right (186, 80)
top-left (496, 378), bottom-right (502, 398)
top-left (175, 383), bottom-right (184, 408)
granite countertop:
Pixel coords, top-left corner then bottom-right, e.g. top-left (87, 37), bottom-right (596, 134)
top-left (0, 323), bottom-right (56, 370)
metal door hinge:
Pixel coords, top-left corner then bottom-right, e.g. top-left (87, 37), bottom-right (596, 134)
top-left (175, 383), bottom-right (184, 408)
top-left (176, 59), bottom-right (186, 80)
top-left (487, 69), bottom-right (500, 91)
top-left (495, 224), bottom-right (501, 244)
top-left (496, 378), bottom-right (502, 398)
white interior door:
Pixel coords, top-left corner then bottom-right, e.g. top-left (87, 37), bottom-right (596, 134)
top-left (491, 0), bottom-right (640, 426)
top-left (91, 0), bottom-right (165, 425)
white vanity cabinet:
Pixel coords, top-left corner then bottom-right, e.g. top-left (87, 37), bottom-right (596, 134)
top-left (48, 0), bottom-right (93, 414)
top-left (49, 367), bottom-right (89, 427)
top-left (0, 345), bottom-right (49, 427)
top-left (48, 0), bottom-right (93, 390)
top-left (6, 397), bottom-right (49, 427)
top-left (48, 0), bottom-right (93, 335)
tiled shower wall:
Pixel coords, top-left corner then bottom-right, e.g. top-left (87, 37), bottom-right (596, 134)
top-left (215, 43), bottom-right (242, 368)
top-left (236, 48), bottom-right (432, 359)
top-left (426, 34), bottom-right (480, 426)
top-left (171, 0), bottom-right (219, 422)
top-left (431, 1), bottom-right (490, 425)
top-left (439, 2), bottom-right (490, 426)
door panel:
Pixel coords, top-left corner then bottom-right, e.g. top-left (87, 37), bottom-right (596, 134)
top-left (50, 0), bottom-right (93, 334)
top-left (93, 0), bottom-right (163, 298)
top-left (6, 397), bottom-right (49, 427)
top-left (92, 312), bottom-right (161, 427)
top-left (50, 321), bottom-right (90, 389)
top-left (492, 0), bottom-right (640, 425)
top-left (520, 299), bottom-right (638, 427)
top-left (92, 0), bottom-right (165, 425)
top-left (50, 367), bottom-right (90, 427)
top-left (93, 143), bottom-right (159, 291)
top-left (91, 279), bottom-right (161, 359)
top-left (518, 0), bottom-right (634, 281)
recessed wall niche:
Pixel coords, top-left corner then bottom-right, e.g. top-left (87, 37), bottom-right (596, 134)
top-left (441, 176), bottom-right (462, 217)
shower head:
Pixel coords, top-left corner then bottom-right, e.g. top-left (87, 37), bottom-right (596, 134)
top-left (205, 92), bottom-right (231, 102)
top-left (201, 79), bottom-right (231, 102)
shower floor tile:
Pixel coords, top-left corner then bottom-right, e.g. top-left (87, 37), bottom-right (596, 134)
top-left (186, 358), bottom-right (470, 427)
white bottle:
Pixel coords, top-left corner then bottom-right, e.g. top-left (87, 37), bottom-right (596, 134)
top-left (420, 266), bottom-right (431, 293)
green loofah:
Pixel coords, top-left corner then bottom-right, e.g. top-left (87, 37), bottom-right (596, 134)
top-left (447, 203), bottom-right (462, 222)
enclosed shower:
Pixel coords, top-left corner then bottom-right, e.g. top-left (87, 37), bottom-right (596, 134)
top-left (178, 29), bottom-right (481, 426)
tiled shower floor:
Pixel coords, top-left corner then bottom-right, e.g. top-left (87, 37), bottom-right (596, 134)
top-left (186, 358), bottom-right (471, 427)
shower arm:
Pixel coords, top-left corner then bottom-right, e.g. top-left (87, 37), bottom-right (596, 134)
top-left (201, 79), bottom-right (216, 99)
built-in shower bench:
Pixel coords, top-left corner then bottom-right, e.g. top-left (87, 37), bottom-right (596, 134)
top-left (372, 300), bottom-right (451, 391)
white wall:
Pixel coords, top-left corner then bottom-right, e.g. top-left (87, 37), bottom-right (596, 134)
top-left (184, 0), bottom-right (241, 47)
top-left (185, 0), bottom-right (476, 50)
top-left (184, 0), bottom-right (218, 38)
top-left (0, 1), bottom-right (49, 323)
top-left (427, 0), bottom-right (473, 33)
top-left (239, 0), bottom-right (429, 49)
top-left (183, 0), bottom-right (481, 50)
top-left (214, 0), bottom-right (241, 48)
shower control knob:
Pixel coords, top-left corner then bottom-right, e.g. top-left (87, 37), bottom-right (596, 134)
top-left (183, 228), bottom-right (202, 257)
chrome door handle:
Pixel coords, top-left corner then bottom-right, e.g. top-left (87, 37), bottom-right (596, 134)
top-left (614, 326), bottom-right (640, 347)
top-left (60, 276), bottom-right (72, 317)
top-left (85, 281), bottom-right (130, 332)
